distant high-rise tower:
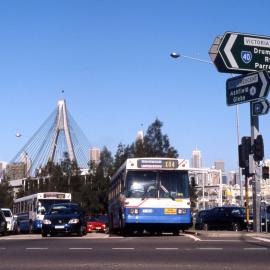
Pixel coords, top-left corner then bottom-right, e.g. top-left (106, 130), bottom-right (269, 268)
top-left (136, 124), bottom-right (144, 142)
top-left (90, 147), bottom-right (101, 164)
top-left (192, 149), bottom-right (202, 168)
top-left (214, 160), bottom-right (225, 172)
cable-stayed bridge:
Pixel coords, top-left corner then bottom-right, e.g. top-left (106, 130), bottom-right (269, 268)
top-left (11, 100), bottom-right (90, 176)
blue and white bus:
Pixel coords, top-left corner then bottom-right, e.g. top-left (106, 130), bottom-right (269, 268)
top-left (108, 158), bottom-right (192, 235)
top-left (13, 192), bottom-right (71, 233)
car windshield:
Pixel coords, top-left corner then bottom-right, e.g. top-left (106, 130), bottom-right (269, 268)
top-left (96, 215), bottom-right (108, 223)
top-left (38, 199), bottom-right (70, 214)
top-left (49, 205), bottom-right (80, 215)
top-left (125, 170), bottom-right (189, 199)
top-left (2, 210), bottom-right (12, 218)
top-left (87, 216), bottom-right (98, 222)
top-left (231, 208), bottom-right (245, 216)
top-left (87, 215), bottom-right (108, 223)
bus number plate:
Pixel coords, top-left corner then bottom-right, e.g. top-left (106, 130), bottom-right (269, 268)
top-left (164, 208), bottom-right (176, 214)
top-left (142, 209), bottom-right (153, 213)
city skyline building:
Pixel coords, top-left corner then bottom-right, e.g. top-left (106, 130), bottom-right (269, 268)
top-left (191, 149), bottom-right (202, 168)
top-left (214, 160), bottom-right (225, 173)
top-left (89, 147), bottom-right (101, 164)
top-left (0, 161), bottom-right (7, 182)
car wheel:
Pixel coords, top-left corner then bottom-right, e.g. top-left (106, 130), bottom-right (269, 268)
top-left (77, 226), bottom-right (84, 237)
top-left (16, 224), bottom-right (21, 234)
top-left (232, 222), bottom-right (241, 231)
top-left (203, 223), bottom-right (209, 231)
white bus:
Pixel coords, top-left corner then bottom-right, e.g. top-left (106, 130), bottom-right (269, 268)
top-left (108, 158), bottom-right (192, 235)
top-left (13, 192), bottom-right (71, 233)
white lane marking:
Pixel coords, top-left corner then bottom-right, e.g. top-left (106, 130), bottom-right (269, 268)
top-left (252, 237), bottom-right (270, 243)
top-left (26, 248), bottom-right (48, 250)
top-left (0, 248), bottom-right (6, 250)
top-left (155, 248), bottom-right (179, 250)
top-left (198, 248), bottom-right (223, 250)
top-left (69, 248), bottom-right (93, 250)
top-left (183, 234), bottom-right (201, 241)
top-left (244, 248), bottom-right (268, 251)
top-left (200, 240), bottom-right (242, 242)
top-left (112, 248), bottom-right (135, 250)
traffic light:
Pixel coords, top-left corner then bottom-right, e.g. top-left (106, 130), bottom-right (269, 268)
top-left (253, 135), bottom-right (264, 162)
top-left (262, 166), bottom-right (269, 180)
top-left (238, 136), bottom-right (251, 168)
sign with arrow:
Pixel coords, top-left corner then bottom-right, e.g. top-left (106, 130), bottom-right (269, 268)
top-left (252, 99), bottom-right (270, 116)
top-left (212, 32), bottom-right (270, 74)
top-left (226, 70), bottom-right (270, 106)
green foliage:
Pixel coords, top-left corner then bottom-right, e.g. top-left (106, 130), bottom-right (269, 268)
top-left (114, 143), bottom-right (131, 171)
top-left (13, 119), bottom-right (178, 215)
top-left (189, 176), bottom-right (198, 210)
top-left (143, 119), bottom-right (178, 158)
top-left (0, 180), bottom-right (13, 208)
top-left (113, 119), bottom-right (178, 174)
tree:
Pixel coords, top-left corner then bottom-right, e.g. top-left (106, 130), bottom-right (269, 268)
top-left (82, 147), bottom-right (114, 214)
top-left (135, 118), bottom-right (178, 158)
top-left (0, 180), bottom-right (13, 208)
top-left (114, 143), bottom-right (131, 172)
top-left (189, 176), bottom-right (198, 210)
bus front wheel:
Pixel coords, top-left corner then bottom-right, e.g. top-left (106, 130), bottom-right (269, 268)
top-left (28, 222), bottom-right (33, 234)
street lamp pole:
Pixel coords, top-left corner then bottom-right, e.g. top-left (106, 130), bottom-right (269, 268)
top-left (170, 52), bottom-right (212, 64)
top-left (170, 52), bottom-right (243, 206)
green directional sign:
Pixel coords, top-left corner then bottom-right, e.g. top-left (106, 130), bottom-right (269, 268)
top-left (213, 32), bottom-right (270, 74)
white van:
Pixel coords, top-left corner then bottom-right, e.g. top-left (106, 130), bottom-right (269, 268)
top-left (1, 208), bottom-right (17, 233)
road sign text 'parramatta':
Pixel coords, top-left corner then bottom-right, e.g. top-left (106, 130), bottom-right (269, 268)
top-left (214, 32), bottom-right (270, 73)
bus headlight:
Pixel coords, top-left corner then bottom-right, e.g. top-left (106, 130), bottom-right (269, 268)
top-left (69, 219), bottom-right (79, 224)
top-left (177, 208), bottom-right (187, 215)
top-left (43, 219), bottom-right (51, 225)
top-left (129, 208), bottom-right (139, 215)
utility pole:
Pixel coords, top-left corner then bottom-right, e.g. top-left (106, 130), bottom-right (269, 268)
top-left (250, 107), bottom-right (261, 232)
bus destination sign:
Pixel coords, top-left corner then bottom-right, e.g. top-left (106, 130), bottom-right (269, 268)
top-left (137, 159), bottom-right (178, 169)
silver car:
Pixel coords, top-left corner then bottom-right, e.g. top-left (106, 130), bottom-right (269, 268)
top-left (1, 208), bottom-right (17, 234)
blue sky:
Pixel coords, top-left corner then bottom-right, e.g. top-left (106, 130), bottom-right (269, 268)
top-left (1, 0), bottom-right (270, 172)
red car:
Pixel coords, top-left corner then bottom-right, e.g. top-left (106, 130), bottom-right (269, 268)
top-left (86, 215), bottom-right (108, 233)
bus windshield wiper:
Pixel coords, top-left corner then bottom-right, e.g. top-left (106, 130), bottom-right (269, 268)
top-left (141, 186), bottom-right (156, 200)
top-left (160, 183), bottom-right (175, 201)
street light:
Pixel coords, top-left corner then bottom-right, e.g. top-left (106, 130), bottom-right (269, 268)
top-left (170, 52), bottom-right (213, 64)
top-left (170, 52), bottom-right (244, 207)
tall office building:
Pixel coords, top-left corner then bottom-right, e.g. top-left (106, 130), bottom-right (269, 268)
top-left (228, 171), bottom-right (237, 186)
top-left (191, 149), bottom-right (202, 168)
top-left (214, 160), bottom-right (225, 172)
top-left (0, 161), bottom-right (7, 182)
top-left (89, 147), bottom-right (101, 164)
top-left (136, 130), bottom-right (144, 142)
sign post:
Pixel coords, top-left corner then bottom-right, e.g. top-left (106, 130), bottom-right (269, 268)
top-left (250, 106), bottom-right (261, 232)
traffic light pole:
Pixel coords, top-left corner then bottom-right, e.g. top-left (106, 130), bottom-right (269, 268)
top-left (250, 103), bottom-right (261, 233)
top-left (245, 175), bottom-right (250, 229)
